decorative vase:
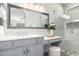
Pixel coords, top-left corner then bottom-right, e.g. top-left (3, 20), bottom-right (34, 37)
top-left (48, 29), bottom-right (54, 37)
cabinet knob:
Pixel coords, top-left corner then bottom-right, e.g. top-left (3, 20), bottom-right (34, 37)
top-left (27, 48), bottom-right (30, 56)
top-left (23, 49), bottom-right (26, 55)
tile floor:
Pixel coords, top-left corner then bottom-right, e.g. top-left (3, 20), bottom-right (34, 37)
top-left (44, 52), bottom-right (69, 56)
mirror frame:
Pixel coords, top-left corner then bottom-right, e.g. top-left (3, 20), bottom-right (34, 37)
top-left (7, 4), bottom-right (49, 29)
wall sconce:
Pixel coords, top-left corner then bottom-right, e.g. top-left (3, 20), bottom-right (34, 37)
top-left (23, 3), bottom-right (45, 12)
top-left (23, 3), bottom-right (34, 9)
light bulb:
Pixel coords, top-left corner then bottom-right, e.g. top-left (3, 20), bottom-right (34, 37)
top-left (29, 3), bottom-right (34, 10)
top-left (34, 5), bottom-right (39, 11)
top-left (40, 6), bottom-right (45, 12)
top-left (23, 3), bottom-right (28, 8)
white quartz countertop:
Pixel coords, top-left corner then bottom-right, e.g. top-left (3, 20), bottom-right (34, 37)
top-left (0, 34), bottom-right (62, 43)
top-left (44, 36), bottom-right (62, 44)
top-left (0, 35), bottom-right (44, 41)
top-left (44, 36), bottom-right (62, 40)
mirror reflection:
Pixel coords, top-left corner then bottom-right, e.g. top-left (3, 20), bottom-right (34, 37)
top-left (8, 4), bottom-right (49, 29)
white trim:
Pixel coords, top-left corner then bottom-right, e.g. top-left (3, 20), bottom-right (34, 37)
top-left (66, 4), bottom-right (79, 13)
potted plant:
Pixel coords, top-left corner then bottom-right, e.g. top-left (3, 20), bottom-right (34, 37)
top-left (45, 22), bottom-right (56, 37)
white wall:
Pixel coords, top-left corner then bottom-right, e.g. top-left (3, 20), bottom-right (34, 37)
top-left (2, 3), bottom-right (64, 36)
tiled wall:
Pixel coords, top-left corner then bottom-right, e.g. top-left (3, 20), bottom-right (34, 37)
top-left (60, 4), bottom-right (79, 55)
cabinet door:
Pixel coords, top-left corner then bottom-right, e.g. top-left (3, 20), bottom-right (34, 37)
top-left (0, 47), bottom-right (26, 56)
top-left (27, 44), bottom-right (43, 56)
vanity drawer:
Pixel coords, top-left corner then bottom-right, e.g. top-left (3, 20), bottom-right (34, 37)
top-left (14, 38), bottom-right (36, 47)
top-left (0, 41), bottom-right (12, 50)
top-left (36, 37), bottom-right (44, 44)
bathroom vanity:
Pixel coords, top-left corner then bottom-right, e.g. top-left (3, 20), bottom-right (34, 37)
top-left (0, 35), bottom-right (44, 56)
top-left (0, 35), bottom-right (62, 56)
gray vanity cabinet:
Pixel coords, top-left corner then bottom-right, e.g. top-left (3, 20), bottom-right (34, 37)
top-left (0, 47), bottom-right (25, 56)
top-left (27, 44), bottom-right (43, 56)
top-left (0, 37), bottom-right (44, 56)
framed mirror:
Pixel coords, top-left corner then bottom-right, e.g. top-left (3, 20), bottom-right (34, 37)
top-left (7, 4), bottom-right (49, 29)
